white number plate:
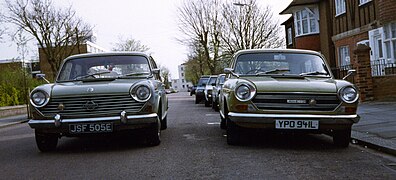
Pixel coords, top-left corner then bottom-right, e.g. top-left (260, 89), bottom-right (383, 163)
top-left (69, 123), bottom-right (113, 134)
top-left (275, 120), bottom-right (319, 129)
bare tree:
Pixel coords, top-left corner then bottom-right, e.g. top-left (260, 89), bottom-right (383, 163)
top-left (4, 0), bottom-right (93, 79)
top-left (221, 0), bottom-right (284, 57)
top-left (0, 11), bottom-right (6, 42)
top-left (177, 0), bottom-right (223, 75)
top-left (157, 64), bottom-right (171, 89)
top-left (112, 36), bottom-right (150, 52)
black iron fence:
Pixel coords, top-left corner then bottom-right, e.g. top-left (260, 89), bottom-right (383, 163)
top-left (331, 65), bottom-right (353, 80)
top-left (371, 59), bottom-right (396, 76)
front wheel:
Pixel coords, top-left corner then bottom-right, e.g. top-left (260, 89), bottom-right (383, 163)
top-left (144, 122), bottom-right (161, 147)
top-left (35, 131), bottom-right (58, 152)
top-left (204, 99), bottom-right (210, 107)
top-left (333, 128), bottom-right (351, 148)
top-left (226, 118), bottom-right (241, 145)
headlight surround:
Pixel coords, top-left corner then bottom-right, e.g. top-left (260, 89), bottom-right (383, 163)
top-left (131, 84), bottom-right (152, 102)
top-left (30, 90), bottom-right (50, 108)
top-left (338, 86), bottom-right (359, 103)
top-left (235, 82), bottom-right (256, 102)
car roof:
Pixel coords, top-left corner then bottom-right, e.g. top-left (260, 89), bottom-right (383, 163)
top-left (234, 48), bottom-right (323, 57)
top-left (64, 51), bottom-right (151, 61)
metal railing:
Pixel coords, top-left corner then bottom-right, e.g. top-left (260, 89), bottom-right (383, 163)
top-left (371, 59), bottom-right (396, 76)
top-left (331, 65), bottom-right (353, 80)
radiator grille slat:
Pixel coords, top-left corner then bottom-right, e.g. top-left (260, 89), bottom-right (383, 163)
top-left (38, 93), bottom-right (145, 118)
top-left (252, 93), bottom-right (340, 111)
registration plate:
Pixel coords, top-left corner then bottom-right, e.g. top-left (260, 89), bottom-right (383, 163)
top-left (275, 120), bottom-right (319, 129)
top-left (69, 123), bottom-right (113, 134)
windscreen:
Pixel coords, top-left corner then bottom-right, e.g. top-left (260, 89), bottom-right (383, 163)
top-left (233, 53), bottom-right (330, 76)
top-left (57, 55), bottom-right (151, 81)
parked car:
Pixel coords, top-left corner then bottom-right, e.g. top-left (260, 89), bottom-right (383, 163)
top-left (28, 52), bottom-right (168, 151)
top-left (204, 76), bottom-right (217, 107)
top-left (195, 76), bottom-right (210, 104)
top-left (212, 74), bottom-right (226, 112)
top-left (219, 49), bottom-right (360, 147)
top-left (190, 85), bottom-right (197, 96)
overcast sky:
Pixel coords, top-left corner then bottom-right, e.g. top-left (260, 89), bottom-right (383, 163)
top-left (0, 0), bottom-right (292, 79)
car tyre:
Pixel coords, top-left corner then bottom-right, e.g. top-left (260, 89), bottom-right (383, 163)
top-left (145, 122), bottom-right (161, 147)
top-left (35, 131), bottom-right (58, 152)
top-left (333, 128), bottom-right (351, 148)
top-left (195, 97), bottom-right (200, 104)
top-left (204, 99), bottom-right (210, 107)
top-left (226, 118), bottom-right (241, 145)
top-left (220, 116), bottom-right (226, 130)
top-left (161, 116), bottom-right (167, 130)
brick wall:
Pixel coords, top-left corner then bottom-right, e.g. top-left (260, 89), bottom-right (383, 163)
top-left (353, 44), bottom-right (374, 101)
top-left (377, 0), bottom-right (396, 24)
top-left (373, 76), bottom-right (396, 100)
top-left (294, 34), bottom-right (321, 52)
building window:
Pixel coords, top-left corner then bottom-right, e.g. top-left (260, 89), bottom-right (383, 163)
top-left (335, 0), bottom-right (346, 16)
top-left (338, 46), bottom-right (350, 67)
top-left (182, 85), bottom-right (185, 89)
top-left (359, 0), bottom-right (371, 6)
top-left (294, 7), bottom-right (319, 37)
top-left (287, 28), bottom-right (292, 45)
top-left (181, 73), bottom-right (184, 77)
top-left (182, 79), bottom-right (185, 83)
top-left (383, 23), bottom-right (396, 61)
top-left (180, 67), bottom-right (184, 71)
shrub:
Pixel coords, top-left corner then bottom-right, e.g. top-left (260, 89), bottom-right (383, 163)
top-left (0, 64), bottom-right (44, 107)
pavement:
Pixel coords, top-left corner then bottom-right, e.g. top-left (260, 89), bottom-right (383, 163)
top-left (1, 100), bottom-right (395, 155)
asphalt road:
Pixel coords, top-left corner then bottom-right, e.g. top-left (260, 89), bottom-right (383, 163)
top-left (1, 92), bottom-right (396, 179)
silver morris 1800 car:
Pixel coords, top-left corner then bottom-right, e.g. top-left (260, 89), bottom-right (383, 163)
top-left (219, 49), bottom-right (360, 147)
top-left (29, 52), bottom-right (168, 151)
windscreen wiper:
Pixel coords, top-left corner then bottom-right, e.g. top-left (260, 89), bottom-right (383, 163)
top-left (256, 68), bottom-right (290, 75)
top-left (122, 72), bottom-right (150, 77)
top-left (299, 71), bottom-right (329, 76)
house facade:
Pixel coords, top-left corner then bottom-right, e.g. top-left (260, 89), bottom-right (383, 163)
top-left (171, 64), bottom-right (193, 92)
top-left (281, 0), bottom-right (396, 101)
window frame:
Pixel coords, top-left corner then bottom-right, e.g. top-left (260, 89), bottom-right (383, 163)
top-left (335, 0), bottom-right (346, 16)
top-left (293, 7), bottom-right (319, 37)
top-left (359, 0), bottom-right (372, 6)
top-left (338, 46), bottom-right (351, 67)
top-left (287, 27), bottom-right (293, 45)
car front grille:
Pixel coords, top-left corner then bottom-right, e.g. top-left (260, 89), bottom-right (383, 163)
top-left (252, 93), bottom-right (341, 111)
top-left (38, 93), bottom-right (145, 118)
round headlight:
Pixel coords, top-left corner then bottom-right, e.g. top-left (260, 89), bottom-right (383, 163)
top-left (132, 85), bottom-right (151, 102)
top-left (339, 86), bottom-right (359, 103)
top-left (235, 83), bottom-right (256, 102)
top-left (30, 91), bottom-right (49, 107)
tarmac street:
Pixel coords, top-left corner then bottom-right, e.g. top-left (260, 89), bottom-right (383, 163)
top-left (0, 92), bottom-right (395, 179)
top-left (1, 93), bottom-right (395, 155)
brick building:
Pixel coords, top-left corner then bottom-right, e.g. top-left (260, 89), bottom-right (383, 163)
top-left (280, 0), bottom-right (396, 101)
top-left (39, 41), bottom-right (107, 80)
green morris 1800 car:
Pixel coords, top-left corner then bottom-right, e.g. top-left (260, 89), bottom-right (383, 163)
top-left (219, 49), bottom-right (360, 147)
top-left (29, 52), bottom-right (168, 151)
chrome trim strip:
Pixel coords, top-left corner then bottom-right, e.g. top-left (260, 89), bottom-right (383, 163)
top-left (29, 113), bottom-right (158, 124)
top-left (228, 112), bottom-right (358, 119)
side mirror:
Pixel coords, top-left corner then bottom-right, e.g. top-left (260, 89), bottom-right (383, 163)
top-left (343, 69), bottom-right (356, 80)
top-left (224, 68), bottom-right (239, 78)
top-left (224, 68), bottom-right (233, 74)
top-left (152, 68), bottom-right (160, 75)
top-left (36, 74), bottom-right (50, 84)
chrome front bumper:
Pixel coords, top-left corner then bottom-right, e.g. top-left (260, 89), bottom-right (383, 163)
top-left (227, 112), bottom-right (360, 129)
top-left (28, 113), bottom-right (158, 130)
